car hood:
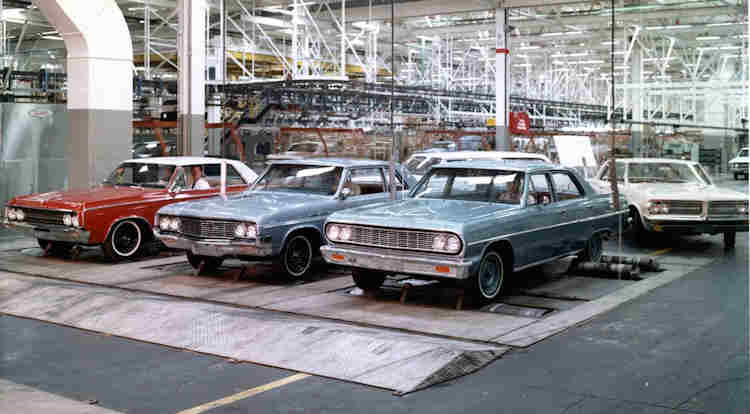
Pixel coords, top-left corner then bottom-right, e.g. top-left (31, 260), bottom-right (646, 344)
top-left (328, 198), bottom-right (515, 233)
top-left (729, 156), bottom-right (749, 163)
top-left (9, 186), bottom-right (162, 211)
top-left (626, 182), bottom-right (748, 202)
top-left (158, 191), bottom-right (329, 223)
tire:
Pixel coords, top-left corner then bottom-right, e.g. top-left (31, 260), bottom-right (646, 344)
top-left (279, 234), bottom-right (315, 280)
top-left (470, 250), bottom-right (505, 304)
top-left (579, 232), bottom-right (604, 263)
top-left (186, 251), bottom-right (223, 273)
top-left (723, 231), bottom-right (736, 249)
top-left (352, 269), bottom-right (386, 292)
top-left (102, 220), bottom-right (143, 261)
top-left (629, 207), bottom-right (647, 241)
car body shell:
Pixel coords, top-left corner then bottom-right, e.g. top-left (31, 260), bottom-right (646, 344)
top-left (590, 158), bottom-right (749, 235)
top-left (2, 157), bottom-right (257, 245)
top-left (153, 158), bottom-right (416, 260)
top-left (729, 148), bottom-right (749, 179)
top-left (321, 161), bottom-right (627, 281)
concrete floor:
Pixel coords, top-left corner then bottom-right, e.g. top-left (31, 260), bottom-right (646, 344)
top-left (1, 176), bottom-right (747, 413)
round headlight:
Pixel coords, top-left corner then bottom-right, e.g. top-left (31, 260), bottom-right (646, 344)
top-left (234, 223), bottom-right (247, 238)
top-left (159, 216), bottom-right (170, 231)
top-left (446, 235), bottom-right (461, 253)
top-left (327, 224), bottom-right (341, 241)
top-left (71, 215), bottom-right (79, 227)
top-left (63, 214), bottom-right (72, 226)
top-left (433, 234), bottom-right (447, 250)
top-left (15, 209), bottom-right (24, 221)
top-left (739, 206), bottom-right (748, 214)
top-left (661, 206), bottom-right (669, 214)
top-left (169, 217), bottom-right (181, 231)
top-left (246, 224), bottom-right (257, 238)
top-left (7, 208), bottom-right (17, 220)
top-left (339, 225), bottom-right (352, 241)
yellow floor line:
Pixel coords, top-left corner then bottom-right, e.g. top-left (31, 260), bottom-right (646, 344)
top-left (177, 373), bottom-right (310, 414)
top-left (649, 248), bottom-right (673, 256)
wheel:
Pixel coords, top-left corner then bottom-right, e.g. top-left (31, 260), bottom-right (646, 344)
top-left (37, 239), bottom-right (73, 254)
top-left (469, 250), bottom-right (505, 304)
top-left (102, 220), bottom-right (143, 261)
top-left (186, 251), bottom-right (223, 273)
top-left (723, 231), bottom-right (736, 249)
top-left (629, 207), bottom-right (647, 240)
top-left (352, 269), bottom-right (386, 292)
top-left (579, 232), bottom-right (604, 263)
top-left (279, 234), bottom-right (315, 280)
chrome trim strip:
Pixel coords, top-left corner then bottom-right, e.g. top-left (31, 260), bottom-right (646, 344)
top-left (514, 250), bottom-right (583, 272)
top-left (84, 197), bottom-right (172, 212)
top-left (263, 215), bottom-right (328, 229)
top-left (468, 209), bottom-right (628, 246)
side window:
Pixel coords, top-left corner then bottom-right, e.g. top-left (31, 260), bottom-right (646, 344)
top-left (226, 165), bottom-right (246, 185)
top-left (551, 172), bottom-right (584, 201)
top-left (172, 167), bottom-right (187, 190)
top-left (344, 168), bottom-right (386, 196)
top-left (600, 163), bottom-right (610, 181)
top-left (528, 174), bottom-right (552, 205)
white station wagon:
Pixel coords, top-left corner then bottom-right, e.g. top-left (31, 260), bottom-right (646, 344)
top-left (591, 158), bottom-right (749, 248)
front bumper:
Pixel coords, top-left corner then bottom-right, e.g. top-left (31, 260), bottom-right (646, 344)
top-left (320, 245), bottom-right (474, 280)
top-left (154, 229), bottom-right (273, 258)
top-left (643, 217), bottom-right (749, 234)
top-left (2, 220), bottom-right (91, 243)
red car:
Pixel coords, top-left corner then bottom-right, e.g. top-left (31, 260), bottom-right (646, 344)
top-left (2, 157), bottom-right (258, 260)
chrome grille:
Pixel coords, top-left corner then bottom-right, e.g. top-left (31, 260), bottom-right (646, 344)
top-left (663, 200), bottom-right (702, 216)
top-left (345, 225), bottom-right (443, 252)
top-left (181, 218), bottom-right (238, 239)
top-left (708, 201), bottom-right (748, 218)
top-left (18, 208), bottom-right (67, 225)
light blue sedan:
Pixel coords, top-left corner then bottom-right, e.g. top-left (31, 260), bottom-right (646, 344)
top-left (154, 159), bottom-right (415, 279)
top-left (321, 161), bottom-right (628, 302)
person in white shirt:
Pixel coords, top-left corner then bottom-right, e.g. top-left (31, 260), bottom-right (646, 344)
top-left (191, 165), bottom-right (210, 190)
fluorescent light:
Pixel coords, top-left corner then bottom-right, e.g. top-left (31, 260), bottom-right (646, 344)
top-left (707, 22), bottom-right (733, 27)
top-left (601, 40), bottom-right (619, 45)
top-left (699, 47), bottom-right (720, 51)
top-left (720, 46), bottom-right (742, 50)
top-left (696, 36), bottom-right (721, 41)
top-left (643, 57), bottom-right (678, 62)
top-left (613, 51), bottom-right (626, 55)
top-left (568, 52), bottom-right (589, 57)
top-left (514, 63), bottom-right (532, 67)
top-left (516, 54), bottom-right (529, 58)
top-left (540, 31), bottom-right (582, 37)
top-left (552, 60), bottom-right (566, 65)
top-left (42, 36), bottom-right (64, 41)
top-left (580, 60), bottom-right (604, 64)
top-left (666, 25), bottom-right (692, 29)
top-left (647, 26), bottom-right (665, 30)
top-left (518, 45), bottom-right (541, 50)
top-left (614, 66), bottom-right (627, 69)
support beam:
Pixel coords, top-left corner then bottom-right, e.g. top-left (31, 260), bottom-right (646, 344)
top-left (495, 7), bottom-right (509, 151)
top-left (36, 0), bottom-right (133, 189)
top-left (177, 0), bottom-right (206, 156)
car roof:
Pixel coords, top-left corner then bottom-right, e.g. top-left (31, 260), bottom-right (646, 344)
top-left (410, 151), bottom-right (550, 161)
top-left (120, 156), bottom-right (245, 166)
top-left (433, 160), bottom-right (558, 172)
top-left (268, 157), bottom-right (389, 168)
top-left (616, 158), bottom-right (697, 165)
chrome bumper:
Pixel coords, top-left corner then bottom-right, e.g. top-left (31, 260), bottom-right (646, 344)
top-left (320, 245), bottom-right (474, 280)
top-left (643, 217), bottom-right (749, 234)
top-left (2, 220), bottom-right (92, 243)
top-left (154, 229), bottom-right (273, 257)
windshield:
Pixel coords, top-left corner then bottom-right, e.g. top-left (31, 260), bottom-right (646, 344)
top-left (287, 143), bottom-right (321, 153)
top-left (252, 164), bottom-right (343, 196)
top-left (103, 163), bottom-right (175, 188)
top-left (411, 168), bottom-right (526, 204)
top-left (627, 162), bottom-right (702, 184)
top-left (739, 149), bottom-right (748, 157)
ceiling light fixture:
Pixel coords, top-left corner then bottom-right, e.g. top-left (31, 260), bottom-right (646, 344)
top-left (518, 45), bottom-right (541, 50)
top-left (696, 36), bottom-right (721, 41)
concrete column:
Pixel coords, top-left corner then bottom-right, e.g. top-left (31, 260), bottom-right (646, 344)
top-left (36, 0), bottom-right (133, 189)
top-left (495, 7), bottom-right (510, 151)
top-left (629, 42), bottom-right (643, 156)
top-left (178, 0), bottom-right (206, 156)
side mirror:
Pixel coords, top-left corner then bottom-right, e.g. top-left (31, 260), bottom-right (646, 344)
top-left (339, 187), bottom-right (352, 200)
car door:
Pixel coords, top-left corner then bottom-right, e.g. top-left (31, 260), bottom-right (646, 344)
top-left (520, 172), bottom-right (562, 264)
top-left (549, 171), bottom-right (589, 253)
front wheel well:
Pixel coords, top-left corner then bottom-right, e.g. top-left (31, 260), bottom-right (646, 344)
top-left (283, 227), bottom-right (323, 250)
top-left (106, 217), bottom-right (154, 244)
top-left (485, 240), bottom-right (514, 272)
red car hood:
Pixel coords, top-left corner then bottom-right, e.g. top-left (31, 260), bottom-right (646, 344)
top-left (9, 185), bottom-right (165, 211)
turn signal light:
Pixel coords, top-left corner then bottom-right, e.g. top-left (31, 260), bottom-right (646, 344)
top-left (331, 253), bottom-right (346, 261)
top-left (435, 265), bottom-right (451, 273)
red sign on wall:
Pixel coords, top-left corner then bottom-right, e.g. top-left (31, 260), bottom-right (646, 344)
top-left (510, 112), bottom-right (532, 135)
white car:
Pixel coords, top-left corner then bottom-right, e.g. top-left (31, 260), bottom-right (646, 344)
top-left (405, 151), bottom-right (551, 181)
top-left (729, 147), bottom-right (748, 180)
top-left (590, 158), bottom-right (749, 248)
